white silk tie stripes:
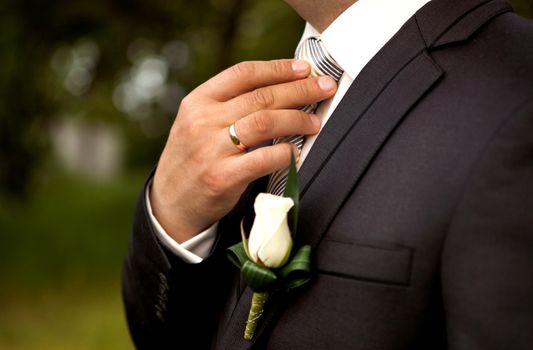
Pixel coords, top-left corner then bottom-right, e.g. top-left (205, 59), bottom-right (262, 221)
top-left (266, 37), bottom-right (344, 196)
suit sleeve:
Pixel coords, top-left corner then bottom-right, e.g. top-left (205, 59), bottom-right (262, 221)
top-left (442, 98), bottom-right (533, 349)
top-left (121, 176), bottom-right (239, 349)
top-left (144, 180), bottom-right (218, 263)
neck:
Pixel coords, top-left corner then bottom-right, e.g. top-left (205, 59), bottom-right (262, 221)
top-left (286, 0), bottom-right (358, 32)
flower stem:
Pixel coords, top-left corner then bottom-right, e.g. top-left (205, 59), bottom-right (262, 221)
top-left (244, 291), bottom-right (269, 341)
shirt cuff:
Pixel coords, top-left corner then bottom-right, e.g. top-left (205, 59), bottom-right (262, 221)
top-left (145, 180), bottom-right (218, 264)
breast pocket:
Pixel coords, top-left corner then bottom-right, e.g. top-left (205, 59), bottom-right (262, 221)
top-left (316, 239), bottom-right (413, 286)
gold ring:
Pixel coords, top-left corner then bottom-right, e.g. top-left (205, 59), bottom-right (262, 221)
top-left (229, 123), bottom-right (248, 151)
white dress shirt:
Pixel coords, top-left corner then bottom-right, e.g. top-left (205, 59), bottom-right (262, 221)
top-left (147, 0), bottom-right (431, 263)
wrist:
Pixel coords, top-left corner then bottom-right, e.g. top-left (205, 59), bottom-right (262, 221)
top-left (149, 177), bottom-right (207, 243)
top-left (149, 193), bottom-right (205, 244)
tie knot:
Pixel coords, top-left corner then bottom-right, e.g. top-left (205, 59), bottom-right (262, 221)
top-left (296, 36), bottom-right (343, 81)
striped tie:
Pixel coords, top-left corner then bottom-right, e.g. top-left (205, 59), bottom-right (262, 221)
top-left (267, 37), bottom-right (344, 196)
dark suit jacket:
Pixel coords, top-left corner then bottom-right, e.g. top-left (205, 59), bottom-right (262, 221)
top-left (122, 0), bottom-right (533, 348)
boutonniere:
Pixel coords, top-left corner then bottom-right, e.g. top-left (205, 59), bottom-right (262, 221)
top-left (226, 155), bottom-right (312, 341)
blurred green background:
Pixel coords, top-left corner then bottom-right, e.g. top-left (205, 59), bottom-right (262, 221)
top-left (0, 0), bottom-right (531, 348)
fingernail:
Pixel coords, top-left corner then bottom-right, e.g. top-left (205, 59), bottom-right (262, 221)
top-left (292, 60), bottom-right (309, 73)
top-left (318, 76), bottom-right (336, 91)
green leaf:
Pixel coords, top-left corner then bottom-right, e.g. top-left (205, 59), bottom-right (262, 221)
top-left (279, 245), bottom-right (312, 291)
top-left (240, 219), bottom-right (253, 261)
top-left (242, 260), bottom-right (278, 292)
top-left (226, 242), bottom-right (249, 269)
top-left (283, 153), bottom-right (299, 235)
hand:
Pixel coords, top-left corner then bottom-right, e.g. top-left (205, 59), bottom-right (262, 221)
top-left (150, 59), bottom-right (337, 243)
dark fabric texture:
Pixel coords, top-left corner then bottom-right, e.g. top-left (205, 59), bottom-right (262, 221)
top-left (122, 0), bottom-right (533, 348)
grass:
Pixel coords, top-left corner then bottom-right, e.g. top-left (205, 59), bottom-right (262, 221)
top-left (0, 169), bottom-right (148, 349)
top-left (0, 281), bottom-right (133, 350)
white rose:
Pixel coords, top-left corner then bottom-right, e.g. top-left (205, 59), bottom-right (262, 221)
top-left (247, 193), bottom-right (294, 268)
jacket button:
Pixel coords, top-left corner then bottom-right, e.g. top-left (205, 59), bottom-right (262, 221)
top-left (155, 273), bottom-right (169, 321)
top-left (159, 273), bottom-right (168, 286)
top-left (155, 305), bottom-right (165, 321)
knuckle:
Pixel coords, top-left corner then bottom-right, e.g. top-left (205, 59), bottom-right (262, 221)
top-left (248, 151), bottom-right (271, 173)
top-left (249, 88), bottom-right (274, 109)
top-left (202, 167), bottom-right (228, 195)
top-left (176, 95), bottom-right (202, 126)
top-left (276, 143), bottom-right (294, 166)
top-left (294, 80), bottom-right (311, 99)
top-left (181, 116), bottom-right (208, 138)
top-left (179, 94), bottom-right (195, 113)
top-left (250, 112), bottom-right (273, 135)
top-left (280, 142), bottom-right (294, 157)
top-left (299, 110), bottom-right (314, 126)
top-left (270, 60), bottom-right (286, 77)
top-left (231, 61), bottom-right (254, 79)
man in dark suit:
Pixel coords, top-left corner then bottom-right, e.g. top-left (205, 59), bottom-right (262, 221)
top-left (122, 0), bottom-right (533, 348)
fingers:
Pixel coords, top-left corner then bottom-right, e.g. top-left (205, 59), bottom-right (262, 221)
top-left (196, 59), bottom-right (311, 101)
top-left (233, 109), bottom-right (321, 148)
top-left (227, 143), bottom-right (296, 186)
top-left (226, 75), bottom-right (337, 118)
top-left (154, 58), bottom-right (335, 242)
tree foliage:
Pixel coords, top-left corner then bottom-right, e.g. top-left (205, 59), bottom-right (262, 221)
top-left (0, 0), bottom-right (531, 197)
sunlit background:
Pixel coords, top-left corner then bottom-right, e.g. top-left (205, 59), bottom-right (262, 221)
top-left (0, 0), bottom-right (531, 348)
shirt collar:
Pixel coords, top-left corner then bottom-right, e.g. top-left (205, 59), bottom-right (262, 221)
top-left (299, 0), bottom-right (431, 80)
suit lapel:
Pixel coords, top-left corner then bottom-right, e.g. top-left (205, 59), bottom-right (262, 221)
top-left (297, 0), bottom-right (512, 249)
top-left (416, 0), bottom-right (512, 47)
top-left (218, 0), bottom-right (513, 348)
top-left (298, 21), bottom-right (443, 249)
top-left (298, 18), bottom-right (431, 199)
